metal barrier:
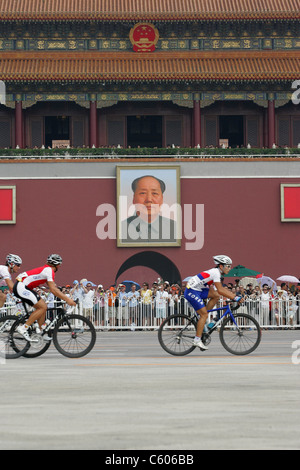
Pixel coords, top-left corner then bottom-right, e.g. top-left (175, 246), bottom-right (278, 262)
top-left (1, 297), bottom-right (299, 330)
top-left (87, 297), bottom-right (300, 330)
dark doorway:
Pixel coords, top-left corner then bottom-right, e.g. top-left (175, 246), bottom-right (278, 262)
top-left (127, 116), bottom-right (162, 148)
top-left (219, 115), bottom-right (244, 148)
top-left (45, 116), bottom-right (70, 148)
top-left (115, 251), bottom-right (181, 285)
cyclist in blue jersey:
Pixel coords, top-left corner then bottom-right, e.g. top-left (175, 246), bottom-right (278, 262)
top-left (184, 255), bottom-right (243, 350)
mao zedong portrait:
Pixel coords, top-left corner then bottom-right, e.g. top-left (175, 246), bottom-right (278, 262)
top-left (120, 175), bottom-right (178, 244)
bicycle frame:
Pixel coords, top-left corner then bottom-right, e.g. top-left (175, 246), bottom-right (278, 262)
top-left (195, 303), bottom-right (240, 334)
top-left (19, 301), bottom-right (75, 337)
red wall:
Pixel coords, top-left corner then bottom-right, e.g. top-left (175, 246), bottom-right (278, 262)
top-left (0, 177), bottom-right (299, 287)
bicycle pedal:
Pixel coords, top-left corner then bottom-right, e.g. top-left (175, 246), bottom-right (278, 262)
top-left (29, 334), bottom-right (43, 348)
top-left (201, 334), bottom-right (211, 346)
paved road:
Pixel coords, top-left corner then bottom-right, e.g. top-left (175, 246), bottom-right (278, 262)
top-left (0, 330), bottom-right (299, 451)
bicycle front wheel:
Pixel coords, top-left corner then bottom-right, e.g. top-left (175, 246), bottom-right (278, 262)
top-left (53, 314), bottom-right (96, 358)
top-left (158, 314), bottom-right (197, 356)
top-left (0, 315), bottom-right (30, 359)
top-left (219, 313), bottom-right (261, 355)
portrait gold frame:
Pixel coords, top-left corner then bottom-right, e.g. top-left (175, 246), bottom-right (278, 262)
top-left (116, 165), bottom-right (181, 247)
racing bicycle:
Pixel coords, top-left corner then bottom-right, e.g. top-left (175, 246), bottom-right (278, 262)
top-left (0, 300), bottom-right (96, 359)
top-left (158, 301), bottom-right (261, 356)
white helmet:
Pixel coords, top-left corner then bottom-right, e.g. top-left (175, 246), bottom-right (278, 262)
top-left (213, 255), bottom-right (232, 266)
top-left (6, 254), bottom-right (22, 267)
top-left (47, 254), bottom-right (63, 266)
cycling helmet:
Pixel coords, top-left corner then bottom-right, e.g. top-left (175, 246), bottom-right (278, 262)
top-left (47, 254), bottom-right (63, 266)
top-left (6, 254), bottom-right (22, 267)
top-left (213, 255), bottom-right (232, 266)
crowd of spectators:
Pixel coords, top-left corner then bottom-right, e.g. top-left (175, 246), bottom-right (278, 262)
top-left (1, 276), bottom-right (300, 329)
top-left (224, 279), bottom-right (300, 327)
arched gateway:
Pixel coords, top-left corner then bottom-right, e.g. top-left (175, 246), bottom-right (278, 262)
top-left (115, 251), bottom-right (181, 286)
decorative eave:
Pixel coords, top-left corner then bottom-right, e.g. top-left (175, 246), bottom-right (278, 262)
top-left (0, 51), bottom-right (299, 84)
top-left (0, 0), bottom-right (299, 22)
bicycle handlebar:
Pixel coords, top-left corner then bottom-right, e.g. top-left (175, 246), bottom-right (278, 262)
top-left (227, 299), bottom-right (243, 311)
top-left (46, 298), bottom-right (79, 305)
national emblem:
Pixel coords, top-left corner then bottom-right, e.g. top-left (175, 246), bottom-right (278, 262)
top-left (129, 23), bottom-right (159, 52)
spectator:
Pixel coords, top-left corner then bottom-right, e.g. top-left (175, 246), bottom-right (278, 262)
top-left (287, 290), bottom-right (298, 328)
top-left (274, 289), bottom-right (286, 327)
top-left (106, 286), bottom-right (117, 328)
top-left (151, 281), bottom-right (158, 295)
top-left (94, 284), bottom-right (105, 326)
top-left (82, 282), bottom-right (95, 321)
top-left (259, 284), bottom-right (273, 326)
top-left (70, 280), bottom-right (85, 302)
top-left (94, 284), bottom-right (105, 327)
top-left (117, 284), bottom-right (128, 327)
top-left (127, 284), bottom-right (140, 330)
top-left (155, 283), bottom-right (168, 326)
top-left (245, 283), bottom-right (254, 295)
top-left (46, 289), bottom-right (56, 321)
top-left (168, 285), bottom-right (179, 315)
top-left (140, 282), bottom-right (153, 327)
top-left (236, 285), bottom-right (247, 313)
top-left (247, 285), bottom-right (260, 316)
top-left (163, 281), bottom-right (170, 293)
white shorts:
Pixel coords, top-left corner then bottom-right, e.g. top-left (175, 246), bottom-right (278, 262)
top-left (13, 281), bottom-right (40, 307)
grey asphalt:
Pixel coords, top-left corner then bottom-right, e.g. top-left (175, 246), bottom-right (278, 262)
top-left (0, 330), bottom-right (299, 451)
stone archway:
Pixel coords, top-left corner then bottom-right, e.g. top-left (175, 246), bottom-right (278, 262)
top-left (115, 251), bottom-right (181, 285)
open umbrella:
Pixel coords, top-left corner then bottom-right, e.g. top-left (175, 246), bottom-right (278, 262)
top-left (121, 280), bottom-right (141, 292)
top-left (256, 275), bottom-right (277, 292)
top-left (239, 276), bottom-right (259, 288)
top-left (224, 265), bottom-right (261, 278)
top-left (81, 280), bottom-right (97, 286)
top-left (277, 275), bottom-right (299, 284)
top-left (256, 275), bottom-right (276, 288)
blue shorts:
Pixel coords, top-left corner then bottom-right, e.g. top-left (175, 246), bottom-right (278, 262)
top-left (184, 287), bottom-right (209, 311)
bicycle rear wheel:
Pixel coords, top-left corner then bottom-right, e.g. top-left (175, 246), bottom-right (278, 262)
top-left (53, 314), bottom-right (96, 358)
top-left (0, 315), bottom-right (30, 359)
top-left (219, 313), bottom-right (261, 355)
top-left (158, 314), bottom-right (197, 356)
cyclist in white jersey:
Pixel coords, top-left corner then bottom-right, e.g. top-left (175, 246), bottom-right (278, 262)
top-left (184, 255), bottom-right (243, 350)
top-left (0, 254), bottom-right (22, 309)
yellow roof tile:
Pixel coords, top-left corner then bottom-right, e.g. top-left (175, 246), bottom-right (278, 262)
top-left (0, 51), bottom-right (299, 82)
top-left (0, 0), bottom-right (299, 20)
